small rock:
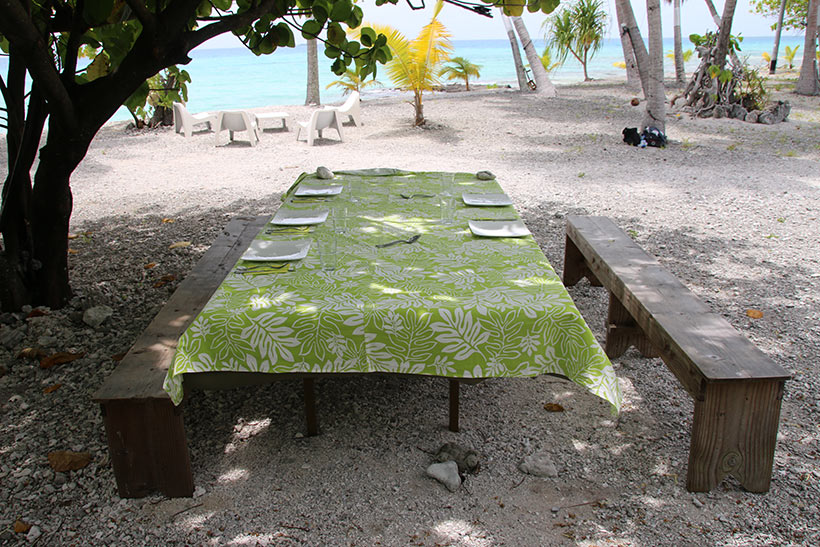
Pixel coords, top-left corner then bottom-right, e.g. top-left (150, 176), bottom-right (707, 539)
top-left (435, 443), bottom-right (480, 474)
top-left (518, 451), bottom-right (559, 478)
top-left (316, 166), bottom-right (334, 179)
top-left (54, 472), bottom-right (67, 485)
top-left (426, 461), bottom-right (461, 492)
top-left (476, 170), bottom-right (495, 180)
top-left (294, 432), bottom-right (304, 439)
top-left (48, 450), bottom-right (92, 472)
top-left (693, 498), bottom-right (704, 508)
top-left (26, 526), bottom-right (42, 542)
top-left (0, 326), bottom-right (26, 349)
top-left (193, 485), bottom-right (206, 498)
top-left (82, 305), bottom-right (113, 328)
top-left (37, 335), bottom-right (58, 347)
top-left (745, 110), bottom-right (760, 123)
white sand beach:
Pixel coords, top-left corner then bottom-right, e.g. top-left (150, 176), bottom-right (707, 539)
top-left (2, 81), bottom-right (820, 545)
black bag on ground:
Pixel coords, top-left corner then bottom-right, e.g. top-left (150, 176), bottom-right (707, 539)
top-left (642, 126), bottom-right (667, 148)
top-left (622, 127), bottom-right (641, 146)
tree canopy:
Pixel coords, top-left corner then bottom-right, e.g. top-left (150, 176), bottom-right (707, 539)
top-left (751, 0), bottom-right (812, 31)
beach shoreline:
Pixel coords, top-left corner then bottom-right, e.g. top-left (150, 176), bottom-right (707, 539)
top-left (2, 81), bottom-right (820, 545)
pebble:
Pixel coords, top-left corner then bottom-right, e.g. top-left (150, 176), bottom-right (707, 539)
top-left (26, 526), bottom-right (42, 542)
top-left (83, 305), bottom-right (113, 328)
top-left (518, 451), bottom-right (559, 478)
top-left (426, 461), bottom-right (461, 492)
top-left (693, 498), bottom-right (704, 508)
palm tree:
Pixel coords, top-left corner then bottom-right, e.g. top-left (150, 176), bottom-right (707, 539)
top-left (614, 0), bottom-right (641, 91)
top-left (769, 0), bottom-right (789, 73)
top-left (545, 0), bottom-right (607, 82)
top-left (305, 38), bottom-right (321, 106)
top-left (353, 1), bottom-right (453, 126)
top-left (511, 16), bottom-right (557, 96)
top-left (501, 13), bottom-right (529, 91)
top-left (645, 0), bottom-right (666, 132)
top-left (795, 0), bottom-right (819, 95)
top-left (714, 0), bottom-right (739, 68)
top-left (440, 57), bottom-right (482, 90)
top-left (665, 0), bottom-right (686, 86)
top-left (325, 69), bottom-right (382, 94)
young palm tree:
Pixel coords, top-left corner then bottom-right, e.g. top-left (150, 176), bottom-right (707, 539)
top-left (511, 16), bottom-right (558, 96)
top-left (325, 69), bottom-right (382, 94)
top-left (545, 0), bottom-right (607, 81)
top-left (353, 1), bottom-right (452, 125)
top-left (440, 57), bottom-right (482, 90)
top-left (666, 0), bottom-right (686, 86)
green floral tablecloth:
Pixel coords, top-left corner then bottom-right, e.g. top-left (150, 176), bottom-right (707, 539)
top-left (166, 170), bottom-right (621, 411)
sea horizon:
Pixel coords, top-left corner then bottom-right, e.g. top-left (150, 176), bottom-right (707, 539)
top-left (0, 35), bottom-right (808, 129)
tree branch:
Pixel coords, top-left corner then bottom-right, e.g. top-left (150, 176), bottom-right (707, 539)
top-left (0, 0), bottom-right (75, 127)
top-left (124, 0), bottom-right (157, 32)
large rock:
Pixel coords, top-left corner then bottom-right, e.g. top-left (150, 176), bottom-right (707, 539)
top-left (518, 451), bottom-right (559, 478)
top-left (426, 461), bottom-right (461, 492)
top-left (0, 326), bottom-right (25, 350)
top-left (82, 305), bottom-right (113, 328)
top-left (435, 443), bottom-right (480, 474)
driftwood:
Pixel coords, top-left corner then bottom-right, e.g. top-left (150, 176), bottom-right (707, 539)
top-left (672, 45), bottom-right (790, 125)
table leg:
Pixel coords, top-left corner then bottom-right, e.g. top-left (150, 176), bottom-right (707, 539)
top-left (304, 378), bottom-right (319, 436)
top-left (449, 379), bottom-right (460, 432)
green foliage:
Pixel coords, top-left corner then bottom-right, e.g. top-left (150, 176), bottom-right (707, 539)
top-left (736, 66), bottom-right (769, 111)
top-left (439, 57), bottom-right (482, 90)
top-left (690, 31), bottom-right (743, 55)
top-left (353, 0), bottom-right (452, 124)
top-left (543, 0), bottom-right (606, 80)
top-left (751, 0), bottom-right (811, 31)
top-left (325, 68), bottom-right (382, 93)
top-left (784, 45), bottom-right (800, 69)
top-left (480, 0), bottom-right (561, 17)
top-left (539, 47), bottom-right (562, 73)
top-left (666, 49), bottom-right (693, 62)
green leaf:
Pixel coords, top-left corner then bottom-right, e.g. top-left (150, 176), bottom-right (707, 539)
top-left (346, 5), bottom-right (363, 28)
top-left (708, 64), bottom-right (720, 79)
top-left (273, 23), bottom-right (295, 47)
top-left (312, 3), bottom-right (329, 25)
top-left (0, 36), bottom-right (9, 53)
top-left (85, 51), bottom-right (110, 81)
top-left (124, 80), bottom-right (150, 111)
top-left (196, 0), bottom-right (212, 18)
top-left (324, 44), bottom-right (342, 59)
top-left (83, 0), bottom-right (114, 25)
top-left (344, 41), bottom-right (360, 57)
top-left (718, 69), bottom-right (733, 84)
top-left (330, 0), bottom-right (353, 21)
top-left (301, 20), bottom-right (322, 40)
top-left (212, 0), bottom-right (231, 9)
top-left (360, 27), bottom-right (376, 47)
top-left (257, 35), bottom-right (276, 55)
top-left (327, 22), bottom-right (345, 45)
top-left (331, 58), bottom-right (346, 74)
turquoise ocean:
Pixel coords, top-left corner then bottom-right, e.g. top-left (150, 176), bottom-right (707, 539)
top-left (0, 35), bottom-right (806, 126)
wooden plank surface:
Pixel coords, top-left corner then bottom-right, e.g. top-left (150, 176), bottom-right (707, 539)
top-left (566, 216), bottom-right (790, 385)
top-left (93, 215), bottom-right (270, 401)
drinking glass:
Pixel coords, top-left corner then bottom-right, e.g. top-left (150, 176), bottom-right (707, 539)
top-left (317, 236), bottom-right (337, 271)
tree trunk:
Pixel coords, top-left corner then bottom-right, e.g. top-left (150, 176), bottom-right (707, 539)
top-left (795, 0), bottom-right (820, 95)
top-left (703, 0), bottom-right (722, 26)
top-left (614, 0), bottom-right (642, 91)
top-left (643, 0), bottom-right (666, 133)
top-left (511, 16), bottom-right (557, 97)
top-left (414, 89), bottom-right (425, 126)
top-left (617, 0), bottom-right (652, 99)
top-left (305, 38), bottom-right (321, 106)
top-left (673, 0), bottom-right (686, 86)
top-left (713, 0), bottom-right (738, 69)
top-left (501, 13), bottom-right (528, 92)
top-left (769, 0), bottom-right (788, 73)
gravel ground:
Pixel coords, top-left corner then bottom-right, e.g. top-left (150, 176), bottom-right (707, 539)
top-left (1, 81), bottom-right (819, 545)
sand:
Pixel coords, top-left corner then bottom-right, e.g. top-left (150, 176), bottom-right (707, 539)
top-left (2, 81), bottom-right (820, 545)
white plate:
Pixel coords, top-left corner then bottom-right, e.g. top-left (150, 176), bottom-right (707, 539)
top-left (271, 208), bottom-right (329, 225)
top-left (241, 239), bottom-right (312, 261)
top-left (468, 220), bottom-right (531, 238)
top-left (293, 184), bottom-right (343, 196)
top-left (462, 193), bottom-right (513, 206)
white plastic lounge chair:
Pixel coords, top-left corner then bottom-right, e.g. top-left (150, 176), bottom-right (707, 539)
top-left (214, 111), bottom-right (260, 147)
top-left (173, 102), bottom-right (217, 138)
top-left (324, 91), bottom-right (362, 127)
top-left (255, 111), bottom-right (290, 131)
top-left (296, 109), bottom-right (344, 146)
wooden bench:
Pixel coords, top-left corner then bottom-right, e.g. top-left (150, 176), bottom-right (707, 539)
top-left (562, 215), bottom-right (790, 492)
top-left (93, 215), bottom-right (472, 498)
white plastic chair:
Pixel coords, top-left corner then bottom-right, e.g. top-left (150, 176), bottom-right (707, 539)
top-left (214, 111), bottom-right (260, 147)
top-left (324, 91), bottom-right (362, 127)
top-left (173, 102), bottom-right (217, 138)
top-left (296, 109), bottom-right (344, 146)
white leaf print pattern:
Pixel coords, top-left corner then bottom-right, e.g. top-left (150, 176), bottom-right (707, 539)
top-left (431, 308), bottom-right (490, 360)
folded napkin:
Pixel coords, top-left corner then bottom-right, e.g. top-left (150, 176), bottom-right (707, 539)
top-left (290, 196), bottom-right (333, 203)
top-left (265, 225), bottom-right (314, 234)
top-left (235, 262), bottom-right (291, 275)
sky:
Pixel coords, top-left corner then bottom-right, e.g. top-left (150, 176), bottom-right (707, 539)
top-left (199, 0), bottom-right (801, 50)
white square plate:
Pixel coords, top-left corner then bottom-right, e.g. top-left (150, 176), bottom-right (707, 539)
top-left (468, 220), bottom-right (530, 238)
top-left (293, 184), bottom-right (343, 196)
top-left (241, 239), bottom-right (312, 261)
top-left (271, 208), bottom-right (329, 225)
top-left (462, 193), bottom-right (513, 206)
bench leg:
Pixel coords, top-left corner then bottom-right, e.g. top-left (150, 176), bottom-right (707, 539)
top-left (304, 378), bottom-right (319, 436)
top-left (562, 234), bottom-right (601, 287)
top-left (687, 380), bottom-right (785, 492)
top-left (100, 399), bottom-right (193, 498)
top-left (605, 291), bottom-right (659, 359)
top-left (449, 379), bottom-right (460, 432)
